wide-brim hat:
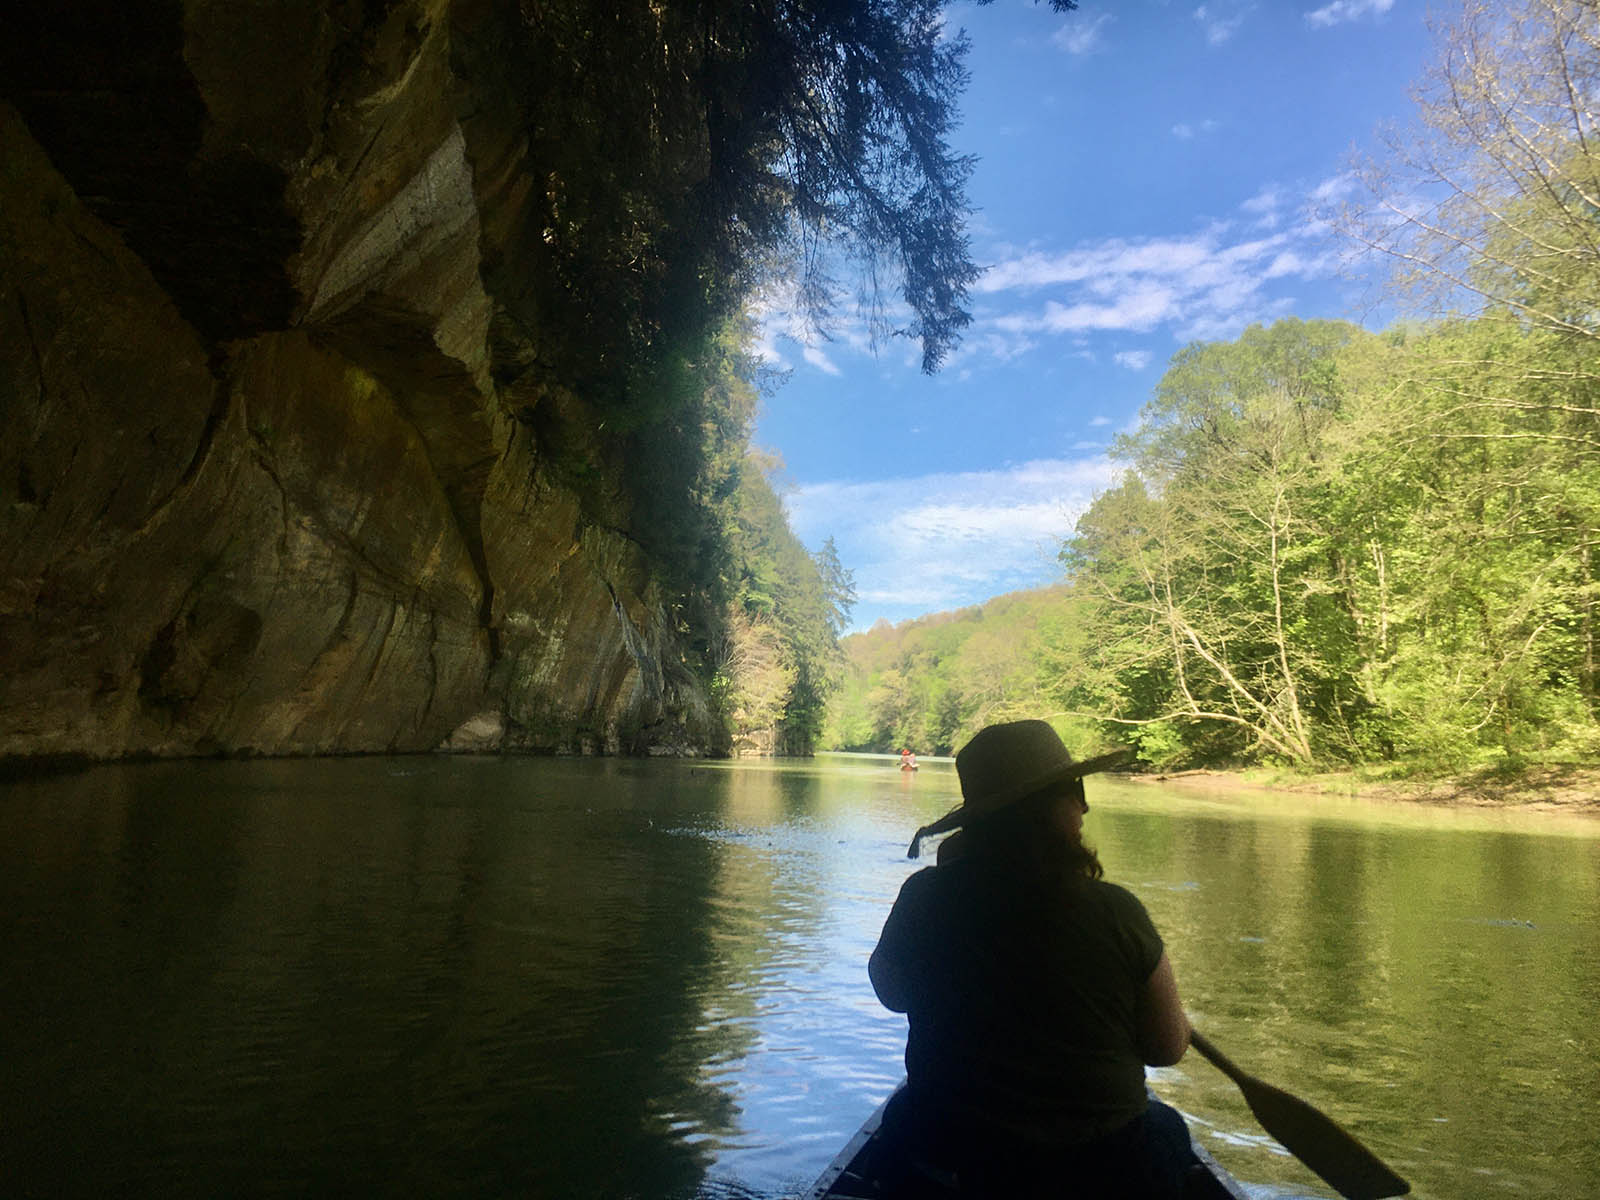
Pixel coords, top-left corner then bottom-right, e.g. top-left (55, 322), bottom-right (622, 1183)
top-left (907, 719), bottom-right (1130, 858)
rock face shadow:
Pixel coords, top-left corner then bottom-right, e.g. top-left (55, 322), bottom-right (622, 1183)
top-left (0, 2), bottom-right (718, 761)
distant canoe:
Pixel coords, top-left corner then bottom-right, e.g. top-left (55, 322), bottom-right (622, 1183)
top-left (804, 1086), bottom-right (1248, 1199)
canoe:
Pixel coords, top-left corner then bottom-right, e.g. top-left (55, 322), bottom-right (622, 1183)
top-left (803, 1087), bottom-right (1249, 1199)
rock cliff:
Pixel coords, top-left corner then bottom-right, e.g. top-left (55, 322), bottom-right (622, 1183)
top-left (1, 0), bottom-right (718, 760)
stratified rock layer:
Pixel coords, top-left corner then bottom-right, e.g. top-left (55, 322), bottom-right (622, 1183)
top-left (0, 1), bottom-right (714, 760)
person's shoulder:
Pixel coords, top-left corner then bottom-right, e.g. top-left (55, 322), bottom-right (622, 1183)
top-left (898, 855), bottom-right (982, 903)
top-left (1085, 878), bottom-right (1154, 919)
top-left (1092, 880), bottom-right (1165, 968)
top-left (897, 863), bottom-right (944, 896)
top-left (888, 862), bottom-right (957, 920)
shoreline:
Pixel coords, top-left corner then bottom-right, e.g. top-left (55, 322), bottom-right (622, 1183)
top-left (1126, 763), bottom-right (1600, 816)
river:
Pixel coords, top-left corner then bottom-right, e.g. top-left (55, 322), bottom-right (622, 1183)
top-left (2, 753), bottom-right (1596, 1198)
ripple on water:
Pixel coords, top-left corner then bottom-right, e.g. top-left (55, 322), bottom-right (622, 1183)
top-left (3, 756), bottom-right (1596, 1199)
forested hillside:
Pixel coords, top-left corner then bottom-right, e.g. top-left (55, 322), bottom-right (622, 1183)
top-left (824, 2), bottom-right (1600, 775)
top-left (824, 587), bottom-right (1092, 755)
top-left (827, 313), bottom-right (1598, 773)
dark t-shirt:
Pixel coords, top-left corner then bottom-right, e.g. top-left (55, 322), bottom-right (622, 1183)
top-left (869, 856), bottom-right (1164, 1149)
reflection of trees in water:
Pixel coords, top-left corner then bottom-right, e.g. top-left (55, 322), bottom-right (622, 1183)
top-left (1094, 797), bottom-right (1600, 1200)
top-left (460, 762), bottom-right (738, 1198)
top-left (0, 758), bottom-right (760, 1198)
top-left (5, 762), bottom-right (1596, 1198)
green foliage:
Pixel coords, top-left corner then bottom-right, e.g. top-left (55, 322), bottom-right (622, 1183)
top-left (830, 311), bottom-right (1597, 775)
top-left (821, 588), bottom-right (1085, 754)
top-left (1057, 316), bottom-right (1600, 772)
top-left (516, 0), bottom-right (988, 408)
top-left (715, 455), bottom-right (856, 754)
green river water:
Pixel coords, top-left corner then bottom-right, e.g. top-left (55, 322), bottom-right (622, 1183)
top-left (2, 753), bottom-right (1596, 1198)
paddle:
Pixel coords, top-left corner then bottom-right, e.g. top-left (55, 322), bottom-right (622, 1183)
top-left (1187, 1028), bottom-right (1410, 1200)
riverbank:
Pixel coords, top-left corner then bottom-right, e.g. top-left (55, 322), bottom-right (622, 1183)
top-left (1129, 762), bottom-right (1600, 816)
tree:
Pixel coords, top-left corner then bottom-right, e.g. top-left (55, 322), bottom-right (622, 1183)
top-left (1343, 0), bottom-right (1600, 341)
top-left (820, 587), bottom-right (1073, 753)
top-left (515, 0), bottom-right (1020, 389)
top-left (716, 453), bottom-right (855, 754)
top-left (1326, 321), bottom-right (1600, 760)
top-left (715, 608), bottom-right (795, 740)
top-left (1059, 322), bottom-right (1375, 766)
top-left (1055, 315), bottom-right (1600, 772)
top-left (812, 537), bottom-right (858, 641)
top-left (1337, 0), bottom-right (1600, 742)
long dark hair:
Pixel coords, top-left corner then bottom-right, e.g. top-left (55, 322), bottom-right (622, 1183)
top-left (960, 785), bottom-right (1104, 886)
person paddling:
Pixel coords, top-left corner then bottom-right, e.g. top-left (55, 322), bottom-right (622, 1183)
top-left (868, 719), bottom-right (1199, 1197)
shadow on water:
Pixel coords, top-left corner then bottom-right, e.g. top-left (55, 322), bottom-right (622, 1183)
top-left (3, 757), bottom-right (1597, 1199)
top-left (0, 757), bottom-right (761, 1197)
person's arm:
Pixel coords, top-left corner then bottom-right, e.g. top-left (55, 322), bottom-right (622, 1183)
top-left (868, 877), bottom-right (928, 1013)
top-left (867, 937), bottom-right (911, 1013)
top-left (1137, 951), bottom-right (1191, 1066)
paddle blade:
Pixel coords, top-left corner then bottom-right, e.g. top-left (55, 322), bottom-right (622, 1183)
top-left (1237, 1074), bottom-right (1410, 1200)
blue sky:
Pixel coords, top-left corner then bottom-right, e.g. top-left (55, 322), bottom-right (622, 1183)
top-left (755, 0), bottom-right (1438, 632)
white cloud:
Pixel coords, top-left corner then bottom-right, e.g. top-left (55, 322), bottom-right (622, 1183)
top-left (754, 178), bottom-right (1352, 382)
top-left (977, 226), bottom-right (1316, 344)
top-left (1306, 0), bottom-right (1394, 30)
top-left (1242, 187), bottom-right (1280, 213)
top-left (970, 185), bottom-right (1346, 351)
top-left (1053, 12), bottom-right (1112, 55)
top-left (1194, 3), bottom-right (1249, 46)
top-left (1172, 118), bottom-right (1219, 140)
top-left (784, 457), bottom-right (1120, 629)
top-left (978, 234), bottom-right (1217, 293)
top-left (992, 285), bottom-right (1178, 336)
top-left (1114, 350), bottom-right (1152, 370)
top-left (748, 265), bottom-right (890, 374)
top-left (1311, 171), bottom-right (1359, 205)
top-left (1088, 415), bottom-right (1114, 427)
top-left (803, 344), bottom-right (841, 375)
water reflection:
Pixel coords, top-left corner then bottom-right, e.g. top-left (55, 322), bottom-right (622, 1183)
top-left (1, 757), bottom-right (1596, 1199)
top-left (1088, 781), bottom-right (1600, 1200)
top-left (2, 759), bottom-right (744, 1197)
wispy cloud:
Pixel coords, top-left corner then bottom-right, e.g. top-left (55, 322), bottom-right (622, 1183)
top-left (784, 457), bottom-right (1119, 629)
top-left (1306, 0), bottom-right (1394, 29)
top-left (991, 284), bottom-right (1179, 336)
top-left (1241, 184), bottom-right (1284, 229)
top-left (802, 345), bottom-right (841, 375)
top-left (1172, 118), bottom-right (1220, 140)
top-left (975, 213), bottom-right (1334, 349)
top-left (1053, 12), bottom-right (1112, 55)
top-left (756, 176), bottom-right (1353, 403)
top-left (1194, 3), bottom-right (1250, 46)
top-left (978, 235), bottom-right (1219, 293)
top-left (760, 180), bottom-right (1349, 377)
top-left (1114, 350), bottom-right (1152, 370)
top-left (1311, 171), bottom-right (1360, 206)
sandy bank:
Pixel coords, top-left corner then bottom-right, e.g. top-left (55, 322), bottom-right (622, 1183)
top-left (1126, 763), bottom-right (1600, 816)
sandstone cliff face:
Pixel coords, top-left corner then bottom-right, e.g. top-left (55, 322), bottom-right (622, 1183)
top-left (1, 1), bottom-right (716, 760)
